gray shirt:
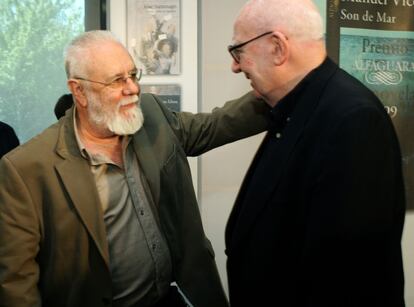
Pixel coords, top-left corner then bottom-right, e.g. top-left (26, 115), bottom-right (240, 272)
top-left (74, 112), bottom-right (172, 306)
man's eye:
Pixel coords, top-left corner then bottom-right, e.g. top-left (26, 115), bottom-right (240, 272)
top-left (234, 49), bottom-right (242, 56)
top-left (112, 77), bottom-right (124, 85)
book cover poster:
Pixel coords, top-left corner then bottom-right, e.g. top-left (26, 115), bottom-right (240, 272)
top-left (327, 0), bottom-right (413, 63)
top-left (326, 1), bottom-right (414, 210)
top-left (127, 0), bottom-right (180, 75)
top-left (141, 84), bottom-right (181, 111)
top-left (339, 28), bottom-right (414, 208)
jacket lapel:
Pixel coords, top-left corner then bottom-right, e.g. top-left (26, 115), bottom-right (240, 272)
top-left (54, 109), bottom-right (110, 267)
top-left (131, 127), bottom-right (161, 206)
top-left (228, 114), bottom-right (308, 252)
top-left (228, 58), bottom-right (338, 252)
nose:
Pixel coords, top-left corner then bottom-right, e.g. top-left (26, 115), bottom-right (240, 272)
top-left (123, 78), bottom-right (140, 96)
top-left (231, 59), bottom-right (242, 73)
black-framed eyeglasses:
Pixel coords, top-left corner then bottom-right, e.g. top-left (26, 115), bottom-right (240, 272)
top-left (227, 31), bottom-right (273, 64)
top-left (75, 68), bottom-right (142, 89)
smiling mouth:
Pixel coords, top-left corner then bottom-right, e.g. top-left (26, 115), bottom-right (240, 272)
top-left (119, 95), bottom-right (139, 108)
top-left (120, 102), bottom-right (136, 109)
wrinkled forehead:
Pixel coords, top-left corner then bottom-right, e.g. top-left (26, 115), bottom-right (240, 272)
top-left (232, 18), bottom-right (259, 43)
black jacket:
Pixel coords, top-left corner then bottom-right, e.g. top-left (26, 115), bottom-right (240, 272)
top-left (225, 58), bottom-right (405, 307)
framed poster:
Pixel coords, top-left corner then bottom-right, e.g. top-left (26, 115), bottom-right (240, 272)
top-left (326, 1), bottom-right (414, 210)
top-left (126, 0), bottom-right (180, 75)
top-left (141, 84), bottom-right (181, 111)
top-left (110, 0), bottom-right (198, 194)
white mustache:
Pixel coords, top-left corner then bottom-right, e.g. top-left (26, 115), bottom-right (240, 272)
top-left (119, 95), bottom-right (139, 106)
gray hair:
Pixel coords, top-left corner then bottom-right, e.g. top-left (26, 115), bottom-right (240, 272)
top-left (240, 0), bottom-right (323, 42)
top-left (64, 30), bottom-right (122, 78)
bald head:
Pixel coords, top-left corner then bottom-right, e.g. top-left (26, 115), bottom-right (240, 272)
top-left (230, 0), bottom-right (326, 105)
top-left (235, 0), bottom-right (323, 42)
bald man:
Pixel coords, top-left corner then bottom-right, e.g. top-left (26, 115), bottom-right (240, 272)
top-left (224, 1), bottom-right (405, 306)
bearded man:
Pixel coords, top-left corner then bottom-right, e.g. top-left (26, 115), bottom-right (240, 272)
top-left (0, 30), bottom-right (268, 307)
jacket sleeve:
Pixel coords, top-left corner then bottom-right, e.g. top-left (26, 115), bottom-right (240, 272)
top-left (147, 91), bottom-right (269, 156)
top-left (0, 157), bottom-right (42, 307)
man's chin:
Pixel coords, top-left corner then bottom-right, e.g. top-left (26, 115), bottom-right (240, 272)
top-left (252, 89), bottom-right (264, 99)
top-left (109, 106), bottom-right (144, 135)
top-left (110, 122), bottom-right (142, 136)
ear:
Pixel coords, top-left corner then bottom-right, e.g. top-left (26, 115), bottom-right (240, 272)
top-left (270, 32), bottom-right (289, 66)
top-left (67, 79), bottom-right (88, 108)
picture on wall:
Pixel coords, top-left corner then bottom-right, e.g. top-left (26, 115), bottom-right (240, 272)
top-left (326, 0), bottom-right (414, 210)
top-left (127, 0), bottom-right (180, 75)
top-left (141, 84), bottom-right (181, 111)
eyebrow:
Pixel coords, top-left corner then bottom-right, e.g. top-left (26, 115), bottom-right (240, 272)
top-left (107, 68), bottom-right (138, 81)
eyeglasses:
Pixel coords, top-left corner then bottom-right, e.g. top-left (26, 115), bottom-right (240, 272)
top-left (75, 68), bottom-right (142, 89)
top-left (227, 31), bottom-right (273, 64)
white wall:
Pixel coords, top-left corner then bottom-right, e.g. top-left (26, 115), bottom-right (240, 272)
top-left (199, 0), bottom-right (261, 296)
top-left (403, 213), bottom-right (414, 306)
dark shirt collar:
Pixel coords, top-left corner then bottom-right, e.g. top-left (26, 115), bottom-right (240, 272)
top-left (269, 57), bottom-right (329, 132)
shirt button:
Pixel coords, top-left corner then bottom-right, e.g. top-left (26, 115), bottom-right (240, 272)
top-left (275, 132), bottom-right (282, 139)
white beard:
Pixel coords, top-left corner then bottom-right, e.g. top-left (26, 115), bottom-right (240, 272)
top-left (87, 94), bottom-right (144, 136)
